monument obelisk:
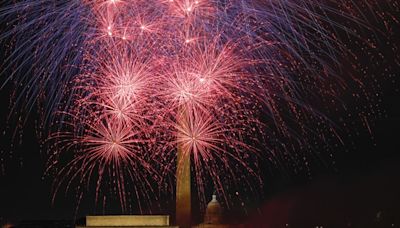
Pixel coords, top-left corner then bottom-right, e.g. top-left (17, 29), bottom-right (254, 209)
top-left (176, 110), bottom-right (191, 228)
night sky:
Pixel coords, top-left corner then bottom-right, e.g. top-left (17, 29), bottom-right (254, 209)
top-left (1, 1), bottom-right (400, 227)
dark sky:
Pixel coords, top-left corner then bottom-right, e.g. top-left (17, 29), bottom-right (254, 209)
top-left (1, 70), bottom-right (399, 226)
top-left (0, 2), bottom-right (400, 227)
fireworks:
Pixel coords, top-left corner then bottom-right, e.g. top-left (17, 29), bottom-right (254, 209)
top-left (0, 0), bottom-right (398, 213)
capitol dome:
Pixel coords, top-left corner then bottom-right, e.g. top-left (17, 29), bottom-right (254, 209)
top-left (204, 194), bottom-right (223, 224)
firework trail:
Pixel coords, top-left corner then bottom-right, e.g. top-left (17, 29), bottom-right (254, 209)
top-left (0, 0), bottom-right (398, 212)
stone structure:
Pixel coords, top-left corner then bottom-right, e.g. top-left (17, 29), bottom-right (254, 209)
top-left (76, 215), bottom-right (177, 228)
top-left (176, 110), bottom-right (192, 228)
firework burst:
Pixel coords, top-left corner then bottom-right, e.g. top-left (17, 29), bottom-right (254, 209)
top-left (48, 113), bottom-right (157, 213)
top-left (1, 0), bottom-right (398, 214)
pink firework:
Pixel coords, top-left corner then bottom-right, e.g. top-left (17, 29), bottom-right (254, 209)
top-left (159, 39), bottom-right (256, 112)
top-left (48, 42), bottom-right (162, 212)
top-left (174, 108), bottom-right (261, 206)
top-left (1, 0), bottom-right (397, 215)
top-left (48, 113), bottom-right (156, 213)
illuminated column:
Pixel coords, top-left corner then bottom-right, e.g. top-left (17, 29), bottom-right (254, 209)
top-left (176, 110), bottom-right (191, 228)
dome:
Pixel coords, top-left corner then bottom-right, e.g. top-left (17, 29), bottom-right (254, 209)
top-left (204, 194), bottom-right (223, 224)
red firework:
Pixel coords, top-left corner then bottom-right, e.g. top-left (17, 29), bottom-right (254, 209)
top-left (12, 0), bottom-right (391, 214)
